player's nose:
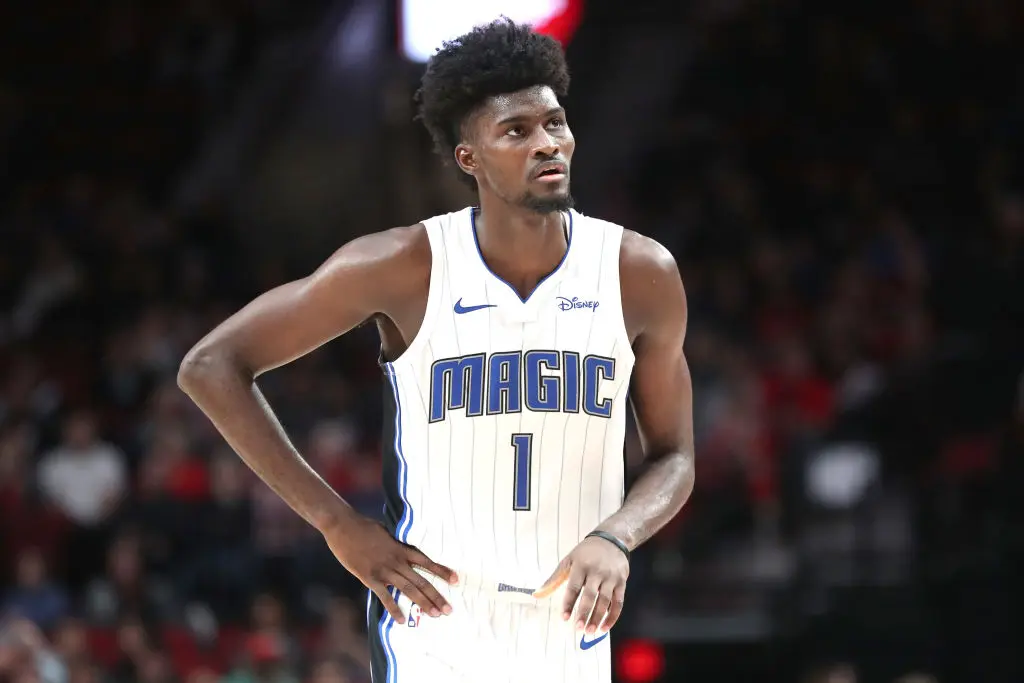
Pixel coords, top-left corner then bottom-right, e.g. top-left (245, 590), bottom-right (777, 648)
top-left (530, 130), bottom-right (560, 158)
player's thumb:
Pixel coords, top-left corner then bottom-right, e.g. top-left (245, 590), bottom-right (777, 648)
top-left (533, 559), bottom-right (571, 599)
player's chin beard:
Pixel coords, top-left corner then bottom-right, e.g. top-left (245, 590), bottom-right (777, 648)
top-left (518, 189), bottom-right (574, 215)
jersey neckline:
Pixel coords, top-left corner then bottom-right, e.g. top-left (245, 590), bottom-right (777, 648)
top-left (468, 206), bottom-right (575, 305)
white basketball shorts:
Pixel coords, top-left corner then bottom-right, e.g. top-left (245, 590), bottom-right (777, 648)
top-left (366, 580), bottom-right (613, 683)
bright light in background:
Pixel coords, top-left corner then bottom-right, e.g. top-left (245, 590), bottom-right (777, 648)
top-left (399, 0), bottom-right (584, 63)
top-left (615, 639), bottom-right (666, 683)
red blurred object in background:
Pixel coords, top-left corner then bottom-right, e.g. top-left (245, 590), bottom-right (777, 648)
top-left (399, 1), bottom-right (586, 63)
top-left (534, 0), bottom-right (585, 46)
top-left (615, 638), bottom-right (665, 683)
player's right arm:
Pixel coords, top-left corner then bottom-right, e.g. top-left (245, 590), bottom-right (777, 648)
top-left (177, 225), bottom-right (454, 623)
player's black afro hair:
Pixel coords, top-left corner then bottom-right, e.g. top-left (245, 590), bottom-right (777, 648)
top-left (414, 17), bottom-right (570, 180)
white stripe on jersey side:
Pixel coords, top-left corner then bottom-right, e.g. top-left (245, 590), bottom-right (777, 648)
top-left (365, 589), bottom-right (372, 634)
top-left (386, 362), bottom-right (414, 543)
top-left (383, 588), bottom-right (400, 683)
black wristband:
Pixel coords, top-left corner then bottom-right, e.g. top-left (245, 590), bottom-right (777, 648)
top-left (586, 530), bottom-right (630, 560)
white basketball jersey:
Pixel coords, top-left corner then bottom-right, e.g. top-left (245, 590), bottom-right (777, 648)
top-left (379, 206), bottom-right (635, 598)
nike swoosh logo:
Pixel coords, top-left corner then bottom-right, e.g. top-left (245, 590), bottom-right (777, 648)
top-left (579, 632), bottom-right (609, 650)
top-left (453, 298), bottom-right (497, 314)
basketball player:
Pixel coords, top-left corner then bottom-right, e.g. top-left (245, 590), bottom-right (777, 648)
top-left (178, 18), bottom-right (695, 683)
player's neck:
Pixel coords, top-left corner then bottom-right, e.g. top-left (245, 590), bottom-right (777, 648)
top-left (472, 201), bottom-right (568, 298)
top-left (473, 202), bottom-right (567, 265)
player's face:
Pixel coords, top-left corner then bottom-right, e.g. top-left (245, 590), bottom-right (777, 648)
top-left (459, 85), bottom-right (575, 214)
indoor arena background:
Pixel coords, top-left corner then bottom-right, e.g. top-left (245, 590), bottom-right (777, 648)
top-left (1, 1), bottom-right (1023, 683)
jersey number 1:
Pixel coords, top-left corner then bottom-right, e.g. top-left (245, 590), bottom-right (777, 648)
top-left (511, 434), bottom-right (533, 511)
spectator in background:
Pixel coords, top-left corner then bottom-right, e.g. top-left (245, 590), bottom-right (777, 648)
top-left (306, 421), bottom-right (359, 499)
top-left (132, 433), bottom-right (193, 576)
top-left (66, 660), bottom-right (103, 683)
top-left (307, 420), bottom-right (382, 518)
top-left (0, 354), bottom-right (62, 427)
top-left (761, 334), bottom-right (835, 441)
top-left (0, 618), bottom-right (67, 683)
top-left (36, 410), bottom-right (127, 590)
top-left (311, 598), bottom-right (368, 682)
top-left (176, 449), bottom-right (258, 619)
top-left (247, 593), bottom-right (299, 667)
top-left (49, 618), bottom-right (89, 670)
top-left (98, 328), bottom-right (152, 418)
top-left (2, 549), bottom-right (69, 630)
top-left (139, 429), bottom-right (208, 503)
top-left (306, 659), bottom-right (354, 683)
top-left (133, 650), bottom-right (175, 683)
top-left (133, 380), bottom-right (202, 459)
top-left (0, 421), bottom-right (68, 574)
top-left (0, 421), bottom-right (37, 516)
top-left (250, 477), bottom-right (319, 605)
top-left (222, 632), bottom-right (299, 683)
top-left (83, 532), bottom-right (172, 625)
top-left (288, 421), bottom-right (378, 603)
top-left (9, 234), bottom-right (83, 340)
top-left (108, 613), bottom-right (155, 683)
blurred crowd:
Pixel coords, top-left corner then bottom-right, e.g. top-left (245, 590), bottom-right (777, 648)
top-left (615, 0), bottom-right (1024, 567)
top-left (2, 2), bottom-right (372, 683)
top-left (613, 1), bottom-right (1023, 678)
top-left (2, 1), bottom-right (1023, 683)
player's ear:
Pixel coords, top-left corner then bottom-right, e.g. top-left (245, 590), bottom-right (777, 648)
top-left (454, 143), bottom-right (477, 178)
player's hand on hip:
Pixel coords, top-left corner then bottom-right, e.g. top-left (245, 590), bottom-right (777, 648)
top-left (322, 515), bottom-right (459, 624)
top-left (533, 535), bottom-right (629, 634)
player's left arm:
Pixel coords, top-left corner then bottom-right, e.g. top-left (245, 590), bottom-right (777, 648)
top-left (599, 231), bottom-right (695, 552)
top-left (534, 231), bottom-right (695, 634)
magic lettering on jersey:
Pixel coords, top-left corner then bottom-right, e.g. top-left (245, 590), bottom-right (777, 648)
top-left (428, 350), bottom-right (616, 423)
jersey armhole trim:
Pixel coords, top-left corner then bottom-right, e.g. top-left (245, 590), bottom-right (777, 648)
top-left (385, 220), bottom-right (444, 368)
top-left (611, 225), bottom-right (637, 365)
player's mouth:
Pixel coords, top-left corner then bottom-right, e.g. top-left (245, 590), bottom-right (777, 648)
top-left (533, 162), bottom-right (568, 183)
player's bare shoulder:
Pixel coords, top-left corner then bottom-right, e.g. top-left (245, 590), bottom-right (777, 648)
top-left (177, 223), bottom-right (432, 382)
top-left (323, 223), bottom-right (432, 357)
top-left (309, 223), bottom-right (429, 318)
top-left (619, 229), bottom-right (686, 342)
top-left (318, 223), bottom-right (430, 295)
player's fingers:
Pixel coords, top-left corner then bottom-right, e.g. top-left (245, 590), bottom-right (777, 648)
top-left (585, 585), bottom-right (613, 634)
top-left (533, 560), bottom-right (571, 600)
top-left (373, 585), bottom-right (405, 625)
top-left (384, 567), bottom-right (441, 618)
top-left (393, 565), bottom-right (452, 617)
top-left (560, 567), bottom-right (587, 620)
top-left (572, 575), bottom-right (602, 631)
top-left (406, 547), bottom-right (460, 587)
top-left (601, 583), bottom-right (627, 632)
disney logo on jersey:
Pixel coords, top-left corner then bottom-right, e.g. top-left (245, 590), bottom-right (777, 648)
top-left (556, 296), bottom-right (600, 312)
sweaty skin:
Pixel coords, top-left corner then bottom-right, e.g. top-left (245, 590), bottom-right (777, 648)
top-left (178, 86), bottom-right (695, 633)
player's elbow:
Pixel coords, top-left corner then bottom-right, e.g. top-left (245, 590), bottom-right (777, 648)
top-left (177, 346), bottom-right (210, 395)
top-left (678, 449), bottom-right (695, 493)
top-left (177, 342), bottom-right (238, 395)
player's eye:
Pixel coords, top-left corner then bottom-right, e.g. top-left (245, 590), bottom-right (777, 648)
top-left (506, 126), bottom-right (524, 137)
top-left (548, 118), bottom-right (565, 128)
